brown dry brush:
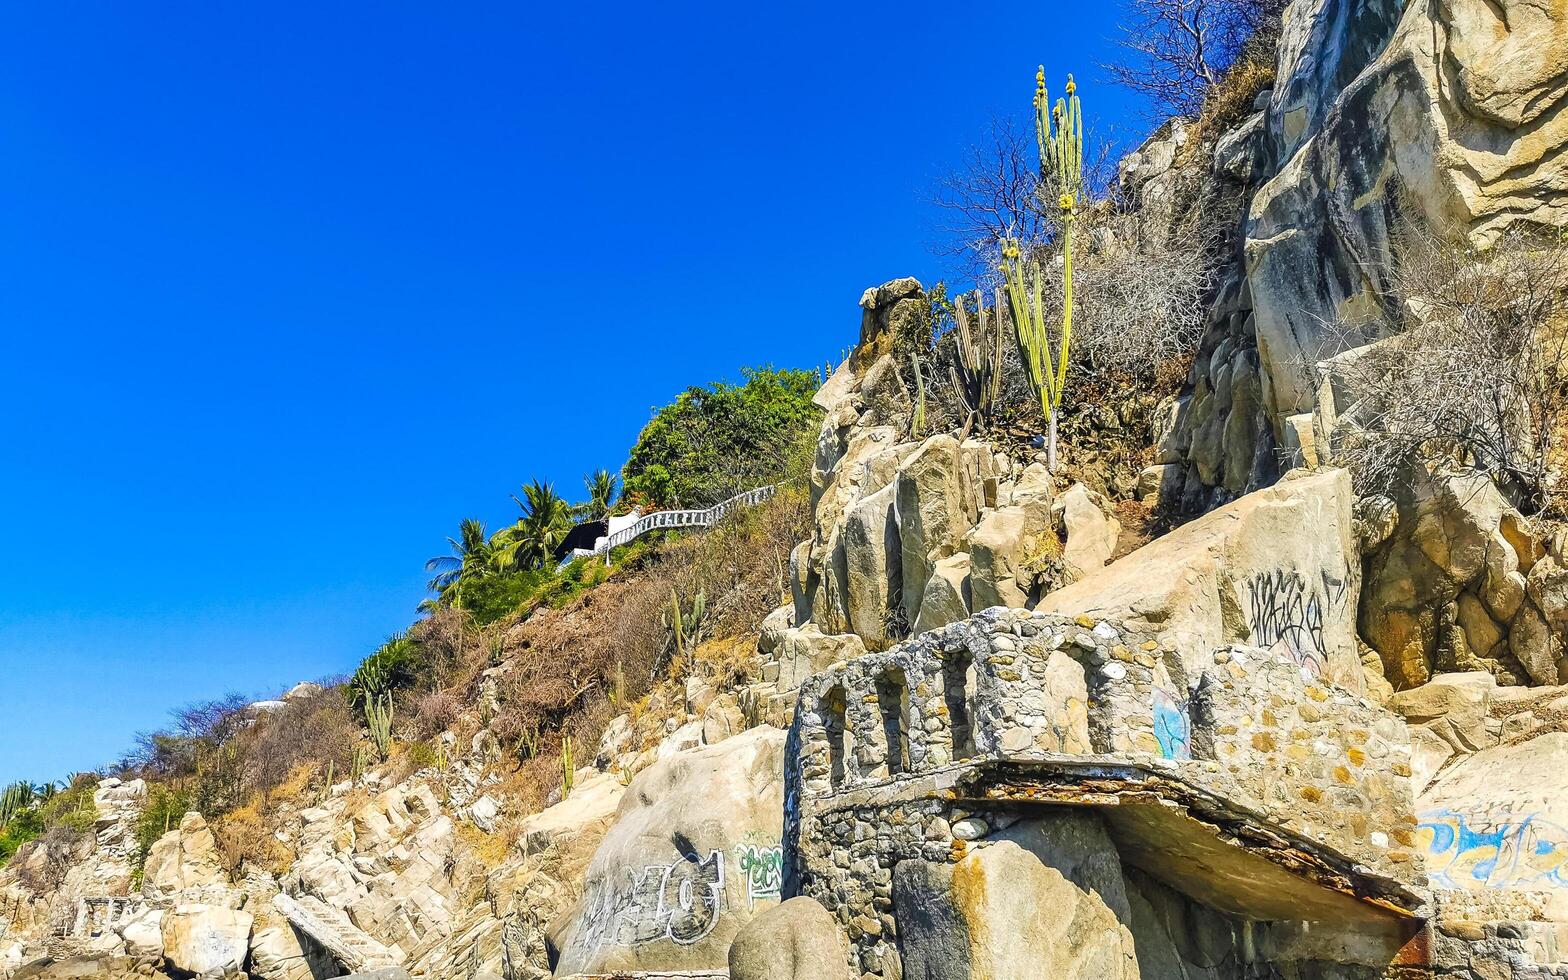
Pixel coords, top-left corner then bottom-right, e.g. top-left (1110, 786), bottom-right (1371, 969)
top-left (1318, 217), bottom-right (1568, 514)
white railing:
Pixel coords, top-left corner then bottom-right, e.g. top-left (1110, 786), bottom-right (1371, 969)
top-left (570, 485), bottom-right (778, 561)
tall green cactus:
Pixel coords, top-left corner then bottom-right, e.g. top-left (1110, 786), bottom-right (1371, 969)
top-left (366, 692), bottom-right (395, 761)
top-left (950, 289), bottom-right (1004, 433)
top-left (1002, 68), bottom-right (1085, 471)
top-left (560, 734), bottom-right (575, 800)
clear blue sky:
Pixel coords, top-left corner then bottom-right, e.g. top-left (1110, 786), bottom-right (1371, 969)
top-left (0, 3), bottom-right (1149, 783)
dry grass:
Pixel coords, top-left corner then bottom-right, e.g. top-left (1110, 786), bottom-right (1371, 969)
top-left (1188, 56), bottom-right (1276, 149)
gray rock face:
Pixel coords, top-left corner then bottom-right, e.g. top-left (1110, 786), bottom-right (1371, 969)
top-left (548, 727), bottom-right (788, 977)
top-left (1042, 468), bottom-right (1365, 691)
top-left (727, 896), bottom-right (852, 980)
top-left (1162, 0), bottom-right (1568, 506)
top-left (892, 840), bottom-right (1139, 980)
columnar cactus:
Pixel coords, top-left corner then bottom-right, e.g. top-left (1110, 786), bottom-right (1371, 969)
top-left (1002, 68), bottom-right (1085, 471)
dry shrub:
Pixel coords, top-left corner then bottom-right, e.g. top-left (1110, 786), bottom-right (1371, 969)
top-left (214, 803), bottom-right (293, 877)
top-left (1317, 217), bottom-right (1568, 512)
top-left (406, 689), bottom-right (462, 742)
top-left (14, 825), bottom-right (91, 893)
top-left (240, 686), bottom-right (358, 800)
top-left (1191, 56), bottom-right (1276, 145)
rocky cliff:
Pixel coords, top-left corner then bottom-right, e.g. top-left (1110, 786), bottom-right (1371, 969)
top-left (3, 1), bottom-right (1568, 978)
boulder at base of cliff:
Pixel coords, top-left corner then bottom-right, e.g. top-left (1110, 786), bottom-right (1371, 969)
top-left (141, 812), bottom-right (230, 902)
top-left (728, 896), bottom-right (853, 980)
top-left (891, 839), bottom-right (1139, 980)
top-left (1417, 732), bottom-right (1568, 920)
top-left (159, 904), bottom-right (253, 978)
top-left (547, 726), bottom-right (788, 976)
top-left (1041, 468), bottom-right (1363, 691)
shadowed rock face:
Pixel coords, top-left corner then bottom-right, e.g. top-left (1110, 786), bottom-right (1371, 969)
top-left (1153, 0), bottom-right (1568, 505)
top-left (1248, 0), bottom-right (1568, 423)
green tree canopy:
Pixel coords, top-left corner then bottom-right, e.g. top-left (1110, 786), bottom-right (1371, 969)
top-left (621, 367), bottom-right (820, 509)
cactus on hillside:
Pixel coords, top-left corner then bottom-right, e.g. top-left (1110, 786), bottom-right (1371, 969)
top-left (560, 734), bottom-right (575, 800)
top-left (950, 289), bottom-right (1005, 435)
top-left (366, 693), bottom-right (395, 761)
top-left (1002, 68), bottom-right (1085, 471)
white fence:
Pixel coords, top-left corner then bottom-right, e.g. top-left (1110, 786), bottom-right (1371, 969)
top-left (570, 485), bottom-right (778, 561)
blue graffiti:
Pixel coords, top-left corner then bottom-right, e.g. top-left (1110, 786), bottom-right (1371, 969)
top-left (1418, 808), bottom-right (1568, 890)
top-left (1153, 687), bottom-right (1190, 761)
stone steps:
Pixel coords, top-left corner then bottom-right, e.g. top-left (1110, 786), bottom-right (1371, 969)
top-left (272, 893), bottom-right (401, 973)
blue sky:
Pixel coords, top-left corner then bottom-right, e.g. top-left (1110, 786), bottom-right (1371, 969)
top-left (0, 3), bottom-right (1150, 782)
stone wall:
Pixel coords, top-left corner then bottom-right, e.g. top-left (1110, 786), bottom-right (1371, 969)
top-left (792, 609), bottom-right (1191, 801)
top-left (1193, 647), bottom-right (1417, 879)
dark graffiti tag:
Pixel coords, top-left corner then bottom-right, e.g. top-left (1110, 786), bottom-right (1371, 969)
top-left (1244, 569), bottom-right (1348, 678)
top-left (570, 849), bottom-right (726, 958)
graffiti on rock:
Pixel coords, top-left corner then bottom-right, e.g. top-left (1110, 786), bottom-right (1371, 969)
top-left (1418, 807), bottom-right (1568, 890)
top-left (1244, 569), bottom-right (1348, 678)
top-left (735, 840), bottom-right (784, 908)
top-left (1152, 686), bottom-right (1191, 761)
top-left (571, 849), bottom-right (726, 957)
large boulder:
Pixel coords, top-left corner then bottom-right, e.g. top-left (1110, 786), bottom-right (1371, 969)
top-left (1418, 732), bottom-right (1568, 919)
top-left (892, 840), bottom-right (1139, 980)
top-left (896, 435), bottom-right (978, 625)
top-left (548, 727), bottom-right (788, 976)
top-left (141, 812), bottom-right (229, 902)
top-left (159, 904), bottom-right (253, 978)
top-left (911, 552), bottom-right (972, 636)
top-left (841, 482), bottom-right (902, 649)
top-left (773, 625), bottom-right (867, 693)
top-left (1041, 468), bottom-right (1364, 689)
top-left (727, 896), bottom-right (852, 980)
top-left (1363, 469), bottom-right (1561, 689)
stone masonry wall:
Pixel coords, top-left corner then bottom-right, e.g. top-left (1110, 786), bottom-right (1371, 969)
top-left (1192, 645), bottom-right (1418, 880)
top-left (792, 609), bottom-right (1194, 801)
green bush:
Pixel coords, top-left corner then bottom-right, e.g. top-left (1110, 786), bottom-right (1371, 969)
top-left (131, 784), bottom-right (190, 883)
top-left (0, 808), bottom-right (42, 862)
top-left (456, 567), bottom-right (551, 625)
top-left (622, 367), bottom-right (820, 509)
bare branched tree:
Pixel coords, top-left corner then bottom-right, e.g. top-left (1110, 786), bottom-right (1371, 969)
top-left (1316, 219), bottom-right (1568, 512)
top-left (931, 116), bottom-right (1123, 282)
top-left (1105, 0), bottom-right (1286, 117)
top-left (1013, 196), bottom-right (1225, 379)
top-left (931, 117), bottom-right (1048, 281)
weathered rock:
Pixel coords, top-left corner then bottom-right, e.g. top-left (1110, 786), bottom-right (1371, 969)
top-left (841, 482), bottom-right (902, 648)
top-left (116, 908), bottom-right (164, 960)
top-left (854, 278), bottom-right (924, 369)
top-left (1419, 732), bottom-right (1568, 919)
top-left (892, 839), bottom-right (1139, 980)
top-left (548, 727), bottom-right (788, 977)
top-left (896, 435), bottom-right (977, 626)
top-left (141, 813), bottom-right (229, 901)
top-left (1042, 469), bottom-right (1363, 689)
top-left (1052, 483), bottom-right (1121, 579)
top-left (774, 625), bottom-right (867, 693)
top-left (727, 896), bottom-right (852, 980)
top-left (855, 354), bottom-right (912, 431)
top-left (159, 904), bottom-right (253, 978)
top-left (514, 771), bottom-right (625, 856)
top-left (758, 604), bottom-right (794, 656)
top-left (911, 552), bottom-right (972, 636)
top-left (1363, 469), bottom-right (1557, 688)
top-left (1389, 672), bottom-right (1497, 753)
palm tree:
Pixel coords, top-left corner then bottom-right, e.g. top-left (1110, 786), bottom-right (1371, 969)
top-left (497, 480), bottom-right (574, 570)
top-left (424, 518), bottom-right (492, 603)
top-left (577, 469), bottom-right (618, 521)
